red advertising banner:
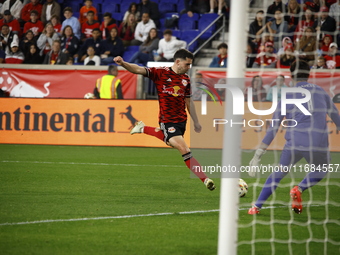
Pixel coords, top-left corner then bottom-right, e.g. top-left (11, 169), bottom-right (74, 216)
top-left (0, 68), bottom-right (138, 99)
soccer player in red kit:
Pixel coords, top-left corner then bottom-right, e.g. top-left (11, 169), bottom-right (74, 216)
top-left (114, 49), bottom-right (215, 191)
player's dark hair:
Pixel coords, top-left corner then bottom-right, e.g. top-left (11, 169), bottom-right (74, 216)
top-left (290, 60), bottom-right (310, 80)
top-left (173, 49), bottom-right (193, 60)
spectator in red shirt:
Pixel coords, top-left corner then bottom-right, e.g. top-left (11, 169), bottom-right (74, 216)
top-left (51, 14), bottom-right (62, 35)
top-left (277, 43), bottom-right (296, 68)
top-left (79, 0), bottom-right (98, 24)
top-left (100, 12), bottom-right (117, 40)
top-left (325, 42), bottom-right (340, 68)
top-left (118, 13), bottom-right (137, 47)
top-left (23, 10), bottom-right (44, 38)
top-left (81, 10), bottom-right (100, 42)
top-left (20, 0), bottom-right (43, 23)
top-left (252, 41), bottom-right (277, 68)
top-left (294, 8), bottom-right (315, 42)
top-left (5, 40), bottom-right (24, 64)
top-left (320, 34), bottom-right (333, 54)
top-left (0, 10), bottom-right (21, 36)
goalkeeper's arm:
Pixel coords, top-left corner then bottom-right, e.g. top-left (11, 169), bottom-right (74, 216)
top-left (248, 142), bottom-right (269, 177)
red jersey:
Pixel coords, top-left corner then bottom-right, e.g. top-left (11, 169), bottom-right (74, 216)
top-left (81, 21), bottom-right (100, 38)
top-left (23, 20), bottom-right (44, 36)
top-left (0, 18), bottom-right (21, 35)
top-left (145, 67), bottom-right (191, 123)
top-left (53, 24), bottom-right (62, 34)
top-left (21, 3), bottom-right (43, 22)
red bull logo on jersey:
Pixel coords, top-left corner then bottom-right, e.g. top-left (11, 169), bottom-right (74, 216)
top-left (168, 127), bottom-right (176, 133)
top-left (162, 85), bottom-right (185, 97)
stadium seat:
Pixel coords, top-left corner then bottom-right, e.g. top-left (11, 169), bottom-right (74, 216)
top-left (64, 1), bottom-right (81, 12)
top-left (178, 13), bottom-right (199, 31)
top-left (125, 46), bottom-right (139, 52)
top-left (123, 49), bottom-right (138, 62)
top-left (181, 30), bottom-right (200, 52)
top-left (171, 30), bottom-right (181, 39)
top-left (198, 13), bottom-right (219, 40)
top-left (159, 2), bottom-right (177, 15)
top-left (112, 12), bottom-right (123, 24)
top-left (176, 1), bottom-right (185, 13)
top-left (101, 2), bottom-right (119, 14)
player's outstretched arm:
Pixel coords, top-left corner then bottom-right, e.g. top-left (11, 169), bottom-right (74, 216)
top-left (185, 97), bottom-right (201, 133)
top-left (114, 56), bottom-right (147, 76)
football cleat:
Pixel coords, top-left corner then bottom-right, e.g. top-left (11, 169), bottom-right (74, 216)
top-left (130, 121), bottom-right (145, 135)
top-left (204, 178), bottom-right (216, 191)
top-left (290, 186), bottom-right (303, 214)
top-left (248, 205), bottom-right (260, 215)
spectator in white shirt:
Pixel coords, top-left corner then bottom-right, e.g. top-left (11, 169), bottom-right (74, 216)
top-left (155, 29), bottom-right (187, 62)
top-left (131, 12), bottom-right (155, 46)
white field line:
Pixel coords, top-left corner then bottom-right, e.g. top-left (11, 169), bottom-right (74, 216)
top-left (0, 160), bottom-right (184, 168)
top-left (0, 206), bottom-right (295, 226)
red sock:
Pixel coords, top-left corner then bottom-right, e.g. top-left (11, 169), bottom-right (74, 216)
top-left (144, 126), bottom-right (165, 141)
top-left (183, 152), bottom-right (207, 182)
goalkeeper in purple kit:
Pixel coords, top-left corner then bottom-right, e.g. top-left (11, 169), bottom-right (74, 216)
top-left (248, 60), bottom-right (340, 215)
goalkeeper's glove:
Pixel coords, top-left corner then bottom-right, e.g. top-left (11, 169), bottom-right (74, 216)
top-left (248, 149), bottom-right (266, 177)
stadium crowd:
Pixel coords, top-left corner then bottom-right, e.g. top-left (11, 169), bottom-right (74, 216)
top-left (0, 0), bottom-right (339, 69)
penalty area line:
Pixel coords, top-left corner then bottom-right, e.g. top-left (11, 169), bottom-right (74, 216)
top-left (0, 160), bottom-right (184, 168)
top-left (0, 205), bottom-right (319, 226)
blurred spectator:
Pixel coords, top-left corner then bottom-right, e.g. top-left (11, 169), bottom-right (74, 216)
top-left (267, 9), bottom-right (288, 49)
top-left (137, 0), bottom-right (160, 27)
top-left (209, 0), bottom-right (229, 15)
top-left (79, 0), bottom-right (98, 25)
top-left (191, 72), bottom-right (204, 101)
top-left (277, 43), bottom-right (295, 68)
top-left (43, 40), bottom-right (69, 64)
top-left (20, 0), bottom-right (43, 23)
top-left (99, 27), bottom-right (124, 65)
top-left (266, 75), bottom-right (287, 101)
top-left (313, 6), bottom-right (336, 40)
top-left (294, 26), bottom-right (317, 66)
top-left (285, 0), bottom-right (301, 33)
top-left (94, 65), bottom-right (123, 99)
top-left (303, 0), bottom-right (320, 13)
top-left (118, 13), bottom-right (137, 47)
top-left (249, 10), bottom-right (265, 42)
top-left (100, 12), bottom-right (117, 40)
top-left (209, 42), bottom-right (228, 67)
top-left (60, 25), bottom-right (79, 58)
top-left (37, 22), bottom-right (60, 57)
top-left (76, 28), bottom-right (101, 62)
top-left (129, 27), bottom-right (159, 65)
top-left (182, 0), bottom-right (210, 17)
top-left (0, 0), bottom-right (23, 20)
top-left (256, 32), bottom-right (274, 53)
top-left (23, 10), bottom-right (44, 37)
top-left (277, 37), bottom-right (293, 56)
top-left (312, 55), bottom-right (328, 68)
top-left (41, 0), bottom-right (61, 24)
top-left (329, 1), bottom-right (340, 31)
top-left (320, 34), bottom-right (333, 54)
top-left (0, 24), bottom-right (18, 52)
top-left (246, 40), bottom-right (257, 68)
top-left (51, 14), bottom-right (61, 34)
top-left (84, 45), bottom-right (100, 66)
top-left (123, 2), bottom-right (140, 22)
top-left (23, 43), bottom-right (43, 64)
top-left (66, 56), bottom-right (73, 65)
top-left (131, 12), bottom-right (155, 46)
top-left (246, 75), bottom-right (266, 102)
top-left (266, 0), bottom-right (285, 22)
top-left (61, 7), bottom-right (81, 40)
top-left (0, 48), bottom-right (5, 63)
top-left (294, 8), bottom-right (315, 41)
top-left (156, 29), bottom-right (186, 62)
top-left (324, 42), bottom-right (340, 68)
top-left (19, 29), bottom-right (36, 54)
top-left (252, 41), bottom-right (277, 68)
top-left (5, 40), bottom-right (24, 63)
top-left (81, 10), bottom-right (100, 42)
top-left (0, 10), bottom-right (21, 35)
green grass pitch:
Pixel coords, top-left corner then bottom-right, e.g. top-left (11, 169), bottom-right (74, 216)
top-left (0, 144), bottom-right (339, 254)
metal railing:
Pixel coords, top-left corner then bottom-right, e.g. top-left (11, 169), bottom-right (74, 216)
top-left (187, 14), bottom-right (226, 56)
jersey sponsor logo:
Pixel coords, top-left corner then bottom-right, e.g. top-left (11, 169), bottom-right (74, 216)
top-left (162, 85), bottom-right (185, 97)
top-left (182, 79), bottom-right (188, 86)
top-left (168, 127), bottom-right (176, 133)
